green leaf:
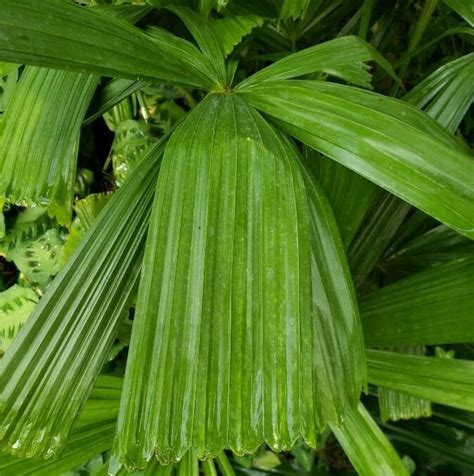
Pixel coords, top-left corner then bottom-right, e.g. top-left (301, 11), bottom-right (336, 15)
top-left (443, 0), bottom-right (474, 26)
top-left (0, 0), bottom-right (219, 90)
top-left (330, 403), bottom-right (409, 476)
top-left (381, 406), bottom-right (474, 471)
top-left (0, 141), bottom-right (166, 459)
top-left (348, 193), bottom-right (410, 290)
top-left (0, 285), bottom-right (38, 356)
top-left (0, 375), bottom-right (122, 476)
top-left (210, 14), bottom-right (264, 57)
top-left (0, 63), bottom-right (17, 77)
top-left (361, 256), bottom-right (474, 346)
top-left (2, 208), bottom-right (64, 287)
top-left (109, 120), bottom-right (156, 187)
top-left (383, 224), bottom-right (474, 274)
top-left (84, 79), bottom-right (147, 126)
top-left (304, 149), bottom-right (380, 249)
top-left (166, 5), bottom-right (227, 84)
top-left (0, 67), bottom-right (97, 224)
top-left (112, 94), bottom-right (364, 470)
top-left (238, 80), bottom-right (474, 239)
top-left (279, 0), bottom-right (310, 20)
top-left (378, 347), bottom-right (432, 422)
top-left (403, 53), bottom-right (474, 134)
top-left (237, 36), bottom-right (397, 89)
top-left (61, 193), bottom-right (113, 264)
top-left (366, 349), bottom-right (474, 411)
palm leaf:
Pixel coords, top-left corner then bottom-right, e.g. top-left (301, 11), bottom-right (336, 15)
top-left (237, 36), bottom-right (396, 89)
top-left (210, 14), bottom-right (264, 57)
top-left (112, 94), bottom-right (364, 470)
top-left (305, 149), bottom-right (380, 249)
top-left (0, 67), bottom-right (97, 224)
top-left (0, 0), bottom-right (219, 89)
top-left (378, 346), bottom-right (432, 422)
top-left (330, 403), bottom-right (409, 476)
top-left (0, 141), bottom-right (166, 459)
top-left (238, 80), bottom-right (474, 238)
top-left (403, 53), bottom-right (474, 134)
top-left (0, 4), bottom-right (153, 224)
top-left (0, 375), bottom-right (122, 476)
top-left (361, 256), bottom-right (474, 346)
top-left (367, 349), bottom-right (474, 411)
top-left (443, 0), bottom-right (474, 26)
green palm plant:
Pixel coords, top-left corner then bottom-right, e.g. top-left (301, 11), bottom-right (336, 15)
top-left (0, 0), bottom-right (473, 475)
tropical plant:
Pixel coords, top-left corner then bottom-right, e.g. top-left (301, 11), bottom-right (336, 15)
top-left (0, 0), bottom-right (473, 475)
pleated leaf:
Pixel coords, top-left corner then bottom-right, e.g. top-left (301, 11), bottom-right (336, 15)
top-left (348, 193), bottom-right (410, 290)
top-left (303, 149), bottom-right (380, 249)
top-left (378, 347), bottom-right (432, 422)
top-left (383, 224), bottom-right (474, 274)
top-left (0, 0), bottom-right (219, 90)
top-left (210, 14), bottom-right (264, 57)
top-left (443, 0), bottom-right (474, 26)
top-left (237, 36), bottom-right (396, 89)
top-left (330, 403), bottom-right (409, 476)
top-left (238, 80), bottom-right (474, 239)
top-left (403, 53), bottom-right (474, 134)
top-left (0, 142), bottom-right (165, 459)
top-left (0, 4), bottom-right (155, 225)
top-left (361, 256), bottom-right (474, 346)
top-left (279, 0), bottom-right (311, 20)
top-left (367, 349), bottom-right (474, 411)
top-left (0, 67), bottom-right (97, 224)
top-left (0, 375), bottom-right (122, 476)
top-left (112, 93), bottom-right (364, 471)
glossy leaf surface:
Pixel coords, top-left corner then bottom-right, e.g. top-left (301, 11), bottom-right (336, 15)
top-left (113, 94), bottom-right (364, 470)
top-left (0, 67), bottom-right (97, 224)
top-left (0, 0), bottom-right (218, 89)
top-left (0, 142), bottom-right (165, 459)
top-left (330, 403), bottom-right (408, 476)
top-left (367, 349), bottom-right (474, 411)
top-left (361, 257), bottom-right (474, 346)
top-left (237, 36), bottom-right (397, 89)
top-left (239, 80), bottom-right (474, 238)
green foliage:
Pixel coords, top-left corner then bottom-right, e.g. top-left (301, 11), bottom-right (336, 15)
top-left (0, 1), bottom-right (473, 475)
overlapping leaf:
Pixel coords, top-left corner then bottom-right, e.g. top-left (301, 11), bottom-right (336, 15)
top-left (303, 148), bottom-right (380, 249)
top-left (0, 375), bottom-right (122, 476)
top-left (378, 347), bottom-right (432, 422)
top-left (330, 403), bottom-right (409, 476)
top-left (112, 94), bottom-right (364, 471)
top-left (238, 80), bottom-right (474, 238)
top-left (0, 4), bottom-right (155, 225)
top-left (0, 0), bottom-right (219, 89)
top-left (0, 67), bottom-right (97, 224)
top-left (0, 141), bottom-right (165, 459)
top-left (237, 35), bottom-right (396, 89)
top-left (367, 349), bottom-right (474, 411)
top-left (361, 256), bottom-right (474, 346)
